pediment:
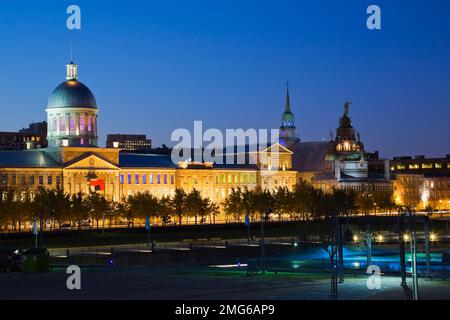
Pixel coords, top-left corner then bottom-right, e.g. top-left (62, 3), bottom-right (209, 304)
top-left (64, 154), bottom-right (119, 170)
top-left (260, 143), bottom-right (293, 154)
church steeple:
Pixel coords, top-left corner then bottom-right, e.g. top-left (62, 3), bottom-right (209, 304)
top-left (281, 82), bottom-right (294, 128)
top-left (279, 82), bottom-right (300, 148)
top-left (284, 82), bottom-right (292, 114)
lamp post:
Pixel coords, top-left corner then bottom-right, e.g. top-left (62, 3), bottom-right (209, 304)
top-left (398, 205), bottom-right (419, 300)
top-left (260, 209), bottom-right (268, 274)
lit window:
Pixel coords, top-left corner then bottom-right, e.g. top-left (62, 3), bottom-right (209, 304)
top-left (435, 163), bottom-right (443, 169)
top-left (53, 116), bottom-right (57, 132)
top-left (60, 116), bottom-right (66, 132)
top-left (422, 163), bottom-right (433, 169)
top-left (149, 174), bottom-right (154, 184)
top-left (69, 115), bottom-right (75, 132)
top-left (79, 116), bottom-right (85, 131)
top-left (87, 116), bottom-right (92, 131)
top-left (119, 174), bottom-right (124, 184)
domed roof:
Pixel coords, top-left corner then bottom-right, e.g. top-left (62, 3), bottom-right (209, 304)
top-left (47, 79), bottom-right (97, 109)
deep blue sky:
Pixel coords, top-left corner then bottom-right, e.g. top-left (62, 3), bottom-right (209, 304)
top-left (1, 0), bottom-right (449, 158)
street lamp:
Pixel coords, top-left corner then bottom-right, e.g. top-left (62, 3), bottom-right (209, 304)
top-left (398, 205), bottom-right (419, 300)
top-left (430, 232), bottom-right (437, 242)
top-left (377, 234), bottom-right (384, 243)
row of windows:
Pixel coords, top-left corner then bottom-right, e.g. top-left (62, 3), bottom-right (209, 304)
top-left (0, 173), bottom-right (61, 186)
top-left (393, 163), bottom-right (449, 170)
top-left (120, 173), bottom-right (175, 185)
top-left (213, 174), bottom-right (256, 185)
top-left (50, 114), bottom-right (96, 133)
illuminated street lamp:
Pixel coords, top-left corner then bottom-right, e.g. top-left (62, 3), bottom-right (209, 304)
top-left (403, 233), bottom-right (410, 241)
top-left (377, 234), bottom-right (384, 243)
top-left (353, 235), bottom-right (359, 242)
top-left (430, 232), bottom-right (437, 242)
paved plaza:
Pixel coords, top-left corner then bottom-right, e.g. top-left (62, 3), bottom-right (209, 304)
top-left (0, 266), bottom-right (448, 300)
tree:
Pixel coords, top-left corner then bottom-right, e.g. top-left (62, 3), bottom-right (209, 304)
top-left (117, 199), bottom-right (133, 228)
top-left (159, 195), bottom-right (173, 225)
top-left (16, 189), bottom-right (33, 232)
top-left (208, 201), bottom-right (220, 224)
top-left (48, 187), bottom-right (71, 229)
top-left (170, 188), bottom-right (187, 225)
top-left (356, 191), bottom-right (374, 215)
top-left (86, 192), bottom-right (110, 230)
top-left (185, 189), bottom-right (203, 225)
top-left (252, 188), bottom-right (275, 221)
top-left (222, 188), bottom-right (242, 223)
top-left (70, 192), bottom-right (89, 229)
top-left (127, 192), bottom-right (160, 225)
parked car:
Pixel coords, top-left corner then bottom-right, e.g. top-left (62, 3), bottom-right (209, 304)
top-left (0, 248), bottom-right (23, 272)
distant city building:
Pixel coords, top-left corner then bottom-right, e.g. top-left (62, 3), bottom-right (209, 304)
top-left (391, 155), bottom-right (449, 210)
top-left (0, 121), bottom-right (47, 150)
top-left (106, 134), bottom-right (152, 153)
top-left (293, 101), bottom-right (391, 193)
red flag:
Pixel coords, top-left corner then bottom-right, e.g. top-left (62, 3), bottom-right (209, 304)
top-left (90, 179), bottom-right (105, 191)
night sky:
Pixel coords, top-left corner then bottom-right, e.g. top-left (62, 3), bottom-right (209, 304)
top-left (1, 0), bottom-right (449, 158)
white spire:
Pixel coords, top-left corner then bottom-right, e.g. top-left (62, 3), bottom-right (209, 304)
top-left (66, 62), bottom-right (78, 80)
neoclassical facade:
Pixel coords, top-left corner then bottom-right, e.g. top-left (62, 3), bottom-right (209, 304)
top-left (0, 62), bottom-right (297, 220)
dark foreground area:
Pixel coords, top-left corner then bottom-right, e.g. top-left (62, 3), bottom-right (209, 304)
top-left (0, 266), bottom-right (448, 300)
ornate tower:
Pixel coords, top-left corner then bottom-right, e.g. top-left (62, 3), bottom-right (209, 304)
top-left (279, 83), bottom-right (300, 149)
top-left (327, 101), bottom-right (367, 179)
top-left (46, 62), bottom-right (99, 148)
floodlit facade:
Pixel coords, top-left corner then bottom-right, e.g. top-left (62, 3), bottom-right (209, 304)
top-left (0, 62), bottom-right (297, 223)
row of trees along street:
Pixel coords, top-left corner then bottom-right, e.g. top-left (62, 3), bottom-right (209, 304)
top-left (0, 180), bottom-right (396, 232)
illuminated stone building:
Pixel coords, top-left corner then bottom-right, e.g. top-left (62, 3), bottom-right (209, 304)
top-left (293, 101), bottom-right (392, 193)
top-left (391, 155), bottom-right (450, 210)
top-left (0, 62), bottom-right (297, 224)
top-left (106, 134), bottom-right (152, 153)
top-left (0, 122), bottom-right (47, 150)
